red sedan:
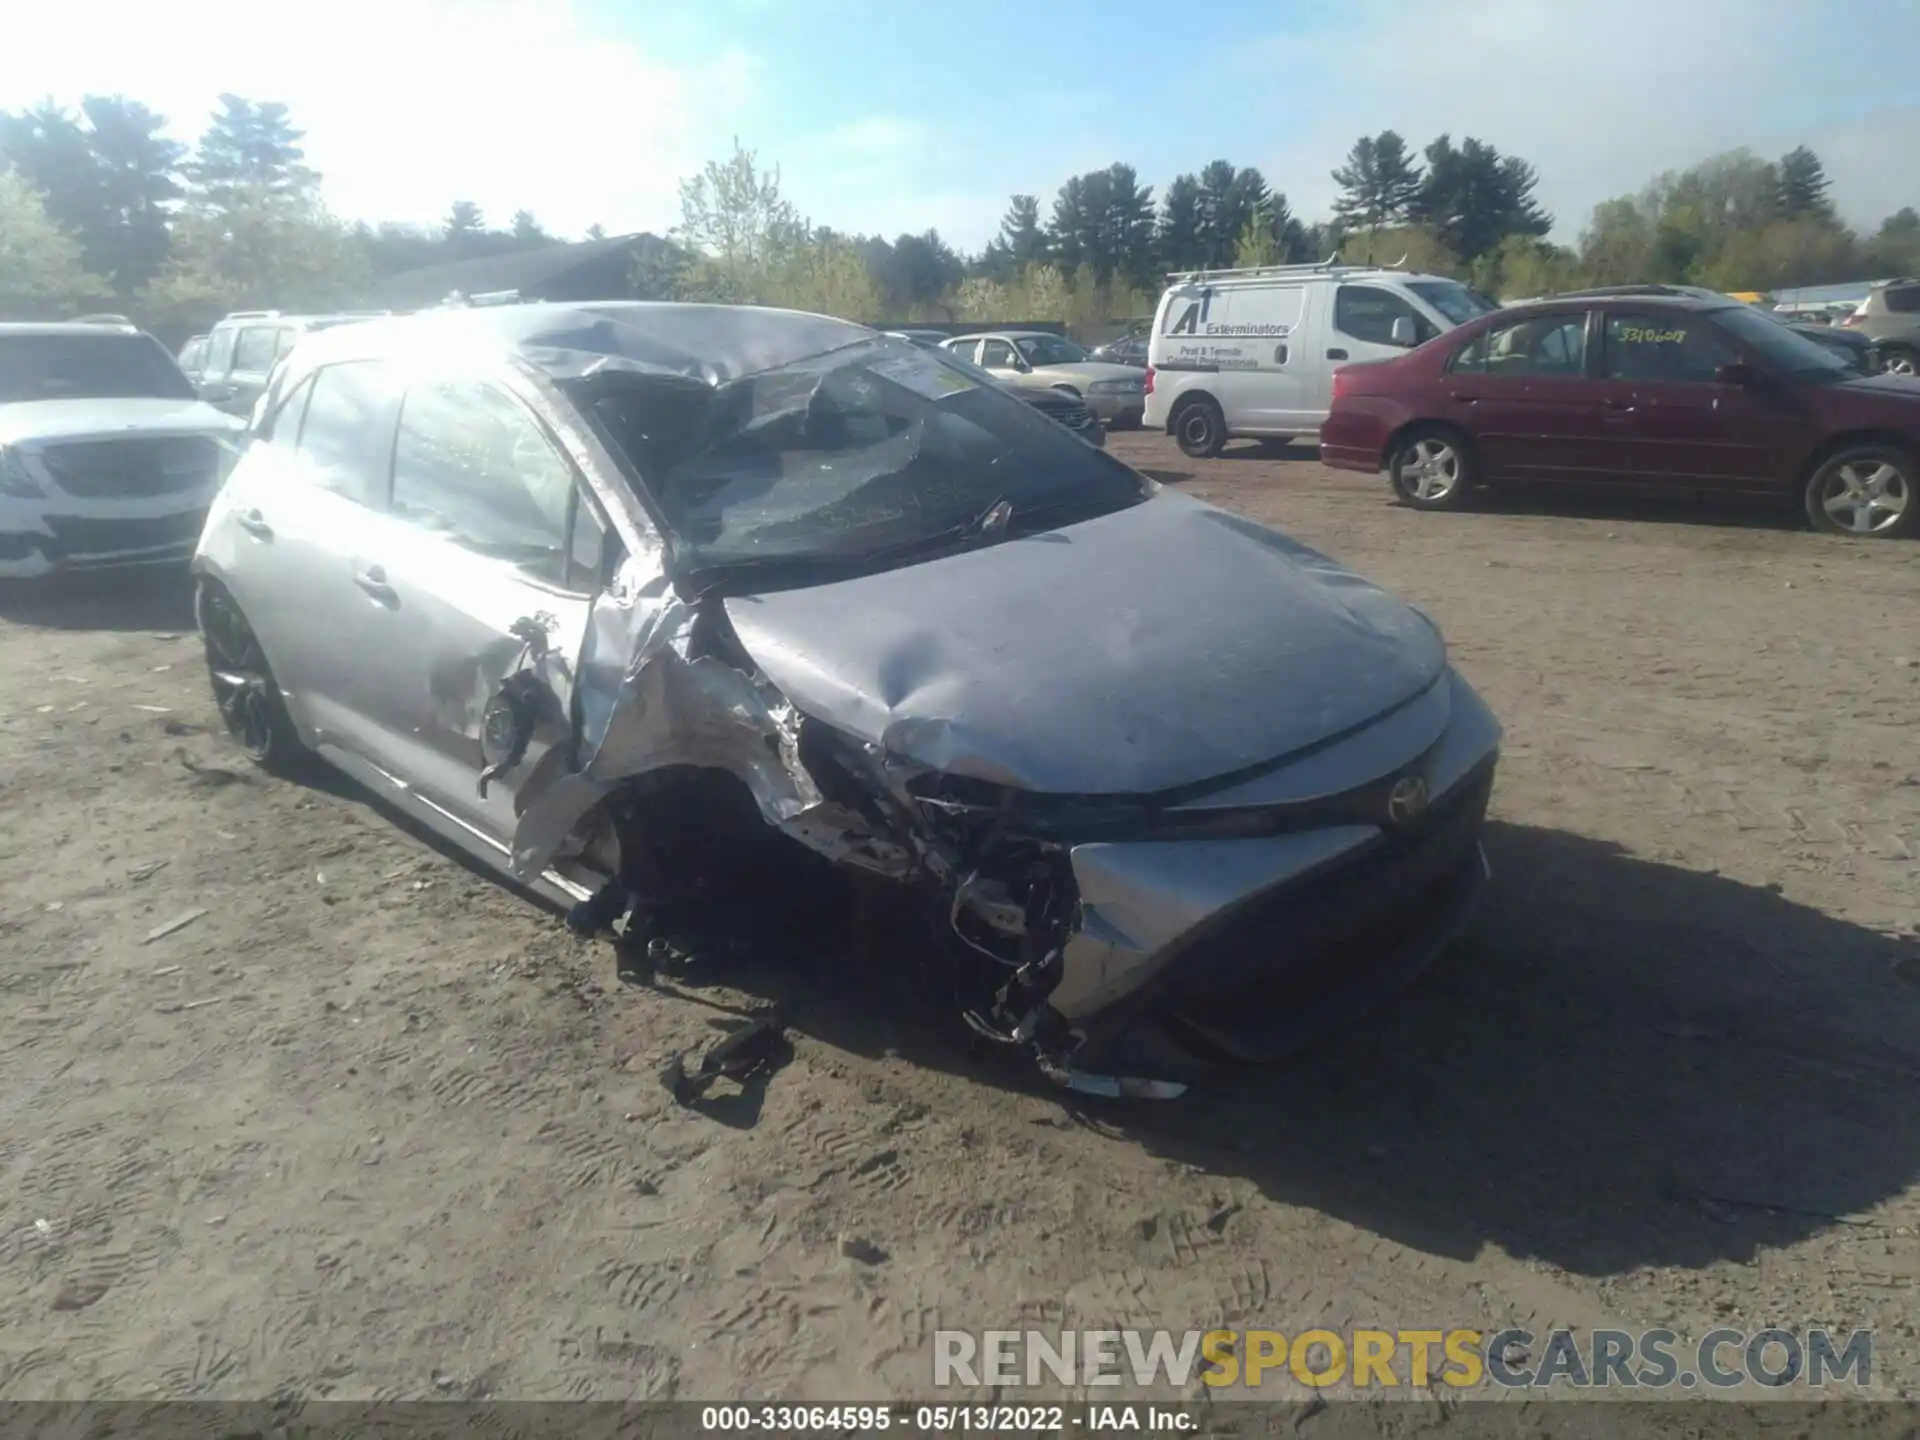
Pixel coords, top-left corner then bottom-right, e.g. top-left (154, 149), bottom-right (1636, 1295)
top-left (1319, 293), bottom-right (1920, 539)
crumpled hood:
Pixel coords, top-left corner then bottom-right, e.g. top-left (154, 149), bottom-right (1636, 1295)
top-left (723, 489), bottom-right (1448, 796)
top-left (0, 397), bottom-right (244, 447)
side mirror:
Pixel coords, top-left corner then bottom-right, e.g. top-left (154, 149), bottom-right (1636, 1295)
top-left (1714, 361), bottom-right (1759, 387)
top-left (1389, 316), bottom-right (1418, 348)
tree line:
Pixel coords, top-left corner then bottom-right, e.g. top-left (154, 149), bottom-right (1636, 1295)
top-left (0, 93), bottom-right (608, 335)
top-left (4, 94), bottom-right (1918, 343)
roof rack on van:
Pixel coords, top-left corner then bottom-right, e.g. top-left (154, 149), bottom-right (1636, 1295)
top-left (1162, 254), bottom-right (1411, 283)
top-left (222, 309), bottom-right (281, 320)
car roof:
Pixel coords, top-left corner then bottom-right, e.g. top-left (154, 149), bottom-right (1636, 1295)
top-left (285, 300), bottom-right (875, 387)
top-left (213, 310), bottom-right (387, 328)
top-left (1553, 283), bottom-right (1722, 300)
top-left (1495, 293), bottom-right (1735, 319)
top-left (0, 322), bottom-right (149, 337)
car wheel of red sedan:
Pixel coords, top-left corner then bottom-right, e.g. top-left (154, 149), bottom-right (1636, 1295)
top-left (1389, 429), bottom-right (1474, 510)
top-left (1803, 446), bottom-right (1917, 539)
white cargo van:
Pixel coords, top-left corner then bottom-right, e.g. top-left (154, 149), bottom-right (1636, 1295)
top-left (1143, 263), bottom-right (1498, 457)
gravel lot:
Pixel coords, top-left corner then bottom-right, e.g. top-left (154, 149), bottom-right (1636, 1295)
top-left (2, 432), bottom-right (1917, 1406)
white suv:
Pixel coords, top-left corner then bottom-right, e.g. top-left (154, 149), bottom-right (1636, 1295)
top-left (1, 322), bottom-right (245, 580)
top-left (1143, 264), bottom-right (1497, 456)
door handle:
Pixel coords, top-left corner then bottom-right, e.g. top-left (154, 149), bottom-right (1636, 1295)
top-left (1602, 398), bottom-right (1636, 413)
top-left (353, 566), bottom-right (399, 607)
top-left (235, 508), bottom-right (273, 541)
top-left (1326, 348), bottom-right (1349, 360)
top-left (1451, 393), bottom-right (1482, 404)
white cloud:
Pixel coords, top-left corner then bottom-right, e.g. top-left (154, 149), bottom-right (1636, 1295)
top-left (0, 0), bottom-right (757, 239)
top-left (1251, 0), bottom-right (1920, 240)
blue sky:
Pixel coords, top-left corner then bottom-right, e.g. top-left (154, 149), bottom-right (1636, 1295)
top-left (4, 0), bottom-right (1918, 253)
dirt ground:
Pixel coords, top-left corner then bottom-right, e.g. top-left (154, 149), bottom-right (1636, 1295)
top-left (2, 433), bottom-right (1918, 1408)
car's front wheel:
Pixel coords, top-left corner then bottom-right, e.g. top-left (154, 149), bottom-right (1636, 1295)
top-left (1879, 345), bottom-right (1917, 377)
top-left (197, 580), bottom-right (310, 772)
top-left (1803, 444), bottom-right (1917, 538)
top-left (1388, 428), bottom-right (1475, 510)
top-left (1172, 396), bottom-right (1225, 458)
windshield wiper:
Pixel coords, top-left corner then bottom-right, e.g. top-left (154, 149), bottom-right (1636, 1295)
top-left (674, 490), bottom-right (1133, 598)
top-left (675, 551), bottom-right (880, 599)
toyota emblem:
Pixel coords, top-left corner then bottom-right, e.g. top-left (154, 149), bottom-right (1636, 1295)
top-left (1386, 775), bottom-right (1430, 825)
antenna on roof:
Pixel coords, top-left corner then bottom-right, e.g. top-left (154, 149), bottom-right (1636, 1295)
top-left (1392, 252), bottom-right (1410, 269)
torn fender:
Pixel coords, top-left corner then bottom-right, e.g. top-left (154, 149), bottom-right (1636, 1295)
top-left (509, 563), bottom-right (827, 879)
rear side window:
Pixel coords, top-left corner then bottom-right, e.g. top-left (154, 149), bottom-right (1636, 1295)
top-left (944, 339), bottom-right (981, 366)
top-left (391, 380), bottom-right (578, 584)
top-left (1450, 314), bottom-right (1588, 377)
top-left (1334, 286), bottom-right (1439, 346)
top-left (203, 327), bottom-right (238, 379)
top-left (232, 326), bottom-right (279, 375)
top-left (1601, 312), bottom-right (1739, 384)
top-left (256, 372), bottom-right (315, 447)
top-left (294, 361), bottom-right (399, 507)
top-left (273, 326), bottom-right (300, 361)
top-left (1884, 285), bottom-right (1920, 314)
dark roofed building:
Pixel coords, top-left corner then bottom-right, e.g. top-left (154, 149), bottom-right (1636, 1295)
top-left (367, 232), bottom-right (684, 310)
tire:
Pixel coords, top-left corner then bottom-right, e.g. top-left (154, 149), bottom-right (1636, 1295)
top-left (1803, 443), bottom-right (1918, 538)
top-left (1879, 345), bottom-right (1918, 377)
top-left (1388, 427), bottom-right (1475, 510)
top-left (196, 580), bottom-right (311, 773)
top-left (1172, 396), bottom-right (1226, 458)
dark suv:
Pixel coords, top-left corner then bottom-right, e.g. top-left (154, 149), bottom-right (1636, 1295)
top-left (1320, 293), bottom-right (1920, 538)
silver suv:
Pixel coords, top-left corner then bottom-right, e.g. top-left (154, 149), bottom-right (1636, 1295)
top-left (192, 301), bottom-right (1500, 1097)
top-left (1843, 280), bottom-right (1920, 375)
top-left (195, 310), bottom-right (389, 418)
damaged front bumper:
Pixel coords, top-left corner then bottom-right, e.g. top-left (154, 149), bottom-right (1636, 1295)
top-left (931, 665), bottom-right (1502, 1095)
top-left (506, 555), bottom-right (1500, 1100)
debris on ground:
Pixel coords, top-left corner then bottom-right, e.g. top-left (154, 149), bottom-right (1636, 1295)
top-left (660, 1009), bottom-right (788, 1104)
top-left (838, 1234), bottom-right (887, 1264)
top-left (143, 908), bottom-right (209, 944)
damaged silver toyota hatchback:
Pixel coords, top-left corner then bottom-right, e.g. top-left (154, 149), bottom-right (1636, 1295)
top-left (194, 302), bottom-right (1500, 1098)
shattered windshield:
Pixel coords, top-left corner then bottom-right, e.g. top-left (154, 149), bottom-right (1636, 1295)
top-left (0, 332), bottom-right (198, 404)
top-left (584, 337), bottom-right (1145, 580)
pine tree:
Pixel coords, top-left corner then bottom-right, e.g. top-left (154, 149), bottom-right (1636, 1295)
top-left (185, 95), bottom-right (317, 209)
top-left (1331, 130), bottom-right (1423, 231)
top-left (998, 194), bottom-right (1047, 269)
top-left (1775, 146), bottom-right (1834, 222)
